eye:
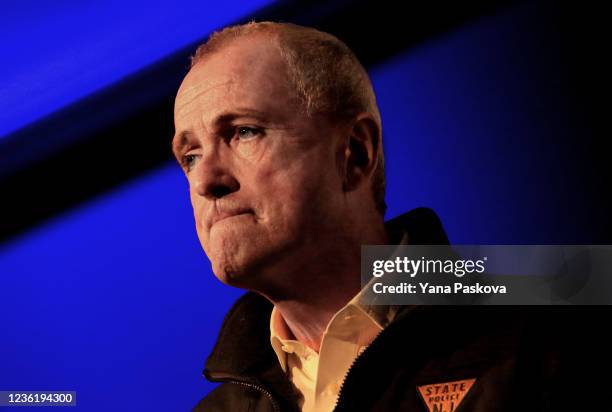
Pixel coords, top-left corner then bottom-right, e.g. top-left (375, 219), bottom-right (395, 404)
top-left (181, 153), bottom-right (199, 172)
top-left (236, 126), bottom-right (261, 141)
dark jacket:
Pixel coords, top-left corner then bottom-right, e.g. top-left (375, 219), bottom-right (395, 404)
top-left (193, 208), bottom-right (602, 412)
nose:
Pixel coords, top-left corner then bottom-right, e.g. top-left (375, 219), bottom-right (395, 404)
top-left (190, 146), bottom-right (240, 200)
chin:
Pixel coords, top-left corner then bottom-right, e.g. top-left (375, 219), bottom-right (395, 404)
top-left (208, 240), bottom-right (294, 292)
top-left (205, 240), bottom-right (260, 288)
top-left (211, 263), bottom-right (245, 286)
top-left (200, 222), bottom-right (298, 290)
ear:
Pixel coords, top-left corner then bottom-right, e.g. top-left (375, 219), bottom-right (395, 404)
top-left (341, 114), bottom-right (382, 192)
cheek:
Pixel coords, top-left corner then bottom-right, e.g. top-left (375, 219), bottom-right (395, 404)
top-left (250, 155), bottom-right (341, 223)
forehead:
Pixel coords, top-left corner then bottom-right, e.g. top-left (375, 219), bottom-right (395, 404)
top-left (175, 35), bottom-right (299, 123)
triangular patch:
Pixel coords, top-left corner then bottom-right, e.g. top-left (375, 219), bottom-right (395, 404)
top-left (417, 378), bottom-right (476, 412)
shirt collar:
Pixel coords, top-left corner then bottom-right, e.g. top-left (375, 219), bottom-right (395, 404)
top-left (269, 230), bottom-right (409, 372)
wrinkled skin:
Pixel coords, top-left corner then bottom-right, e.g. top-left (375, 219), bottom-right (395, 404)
top-left (173, 34), bottom-right (354, 292)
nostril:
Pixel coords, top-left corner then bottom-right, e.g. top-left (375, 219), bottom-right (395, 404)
top-left (210, 185), bottom-right (233, 199)
top-left (202, 176), bottom-right (239, 200)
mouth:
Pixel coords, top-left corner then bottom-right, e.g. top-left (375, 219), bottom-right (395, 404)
top-left (210, 209), bottom-right (254, 228)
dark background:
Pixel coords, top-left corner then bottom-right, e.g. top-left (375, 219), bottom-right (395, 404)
top-left (0, 0), bottom-right (608, 410)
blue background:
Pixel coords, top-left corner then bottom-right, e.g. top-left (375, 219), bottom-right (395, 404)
top-left (0, 1), bottom-right (603, 410)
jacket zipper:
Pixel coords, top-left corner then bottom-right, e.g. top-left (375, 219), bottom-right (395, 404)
top-left (205, 373), bottom-right (281, 412)
top-left (332, 306), bottom-right (422, 411)
top-left (332, 328), bottom-right (385, 412)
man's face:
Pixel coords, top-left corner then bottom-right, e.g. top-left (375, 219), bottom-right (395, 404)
top-left (173, 35), bottom-right (347, 287)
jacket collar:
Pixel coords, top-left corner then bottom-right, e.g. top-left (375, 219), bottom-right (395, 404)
top-left (203, 207), bottom-right (450, 379)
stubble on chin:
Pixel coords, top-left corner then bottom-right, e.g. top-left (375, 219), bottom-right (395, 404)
top-left (204, 229), bottom-right (289, 291)
top-left (203, 230), bottom-right (244, 285)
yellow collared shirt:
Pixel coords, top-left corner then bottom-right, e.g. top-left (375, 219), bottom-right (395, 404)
top-left (270, 291), bottom-right (399, 412)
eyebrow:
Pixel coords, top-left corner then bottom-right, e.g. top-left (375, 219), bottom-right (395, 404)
top-left (220, 108), bottom-right (270, 122)
top-left (172, 108), bottom-right (272, 159)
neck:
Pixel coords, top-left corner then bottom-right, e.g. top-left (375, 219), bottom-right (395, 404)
top-left (263, 218), bottom-right (388, 353)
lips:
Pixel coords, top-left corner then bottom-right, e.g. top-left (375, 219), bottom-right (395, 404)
top-left (208, 207), bottom-right (254, 229)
